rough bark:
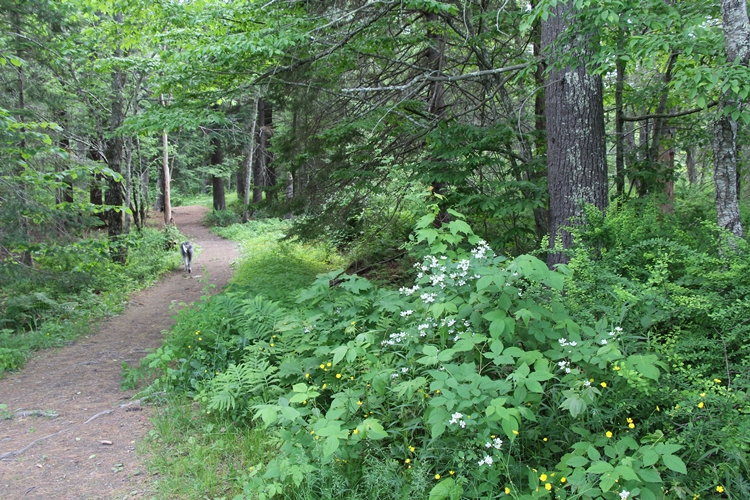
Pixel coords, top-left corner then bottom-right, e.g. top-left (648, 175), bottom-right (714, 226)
top-left (614, 39), bottom-right (626, 198)
top-left (542, 1), bottom-right (608, 267)
top-left (713, 0), bottom-right (749, 238)
top-left (210, 135), bottom-right (226, 211)
top-left (105, 12), bottom-right (126, 264)
top-left (425, 11), bottom-right (449, 226)
top-left (530, 3), bottom-right (549, 239)
top-left (686, 147), bottom-right (697, 185)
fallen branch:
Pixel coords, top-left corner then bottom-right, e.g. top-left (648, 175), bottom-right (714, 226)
top-left (0, 428), bottom-right (69, 461)
top-left (14, 409), bottom-right (59, 418)
top-left (84, 409), bottom-right (113, 424)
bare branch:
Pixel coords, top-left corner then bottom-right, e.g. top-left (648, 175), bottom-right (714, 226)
top-left (622, 101), bottom-right (717, 122)
top-left (341, 63), bottom-right (530, 93)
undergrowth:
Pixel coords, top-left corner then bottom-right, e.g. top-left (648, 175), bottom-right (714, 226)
top-left (0, 226), bottom-right (184, 375)
top-left (137, 197), bottom-right (750, 500)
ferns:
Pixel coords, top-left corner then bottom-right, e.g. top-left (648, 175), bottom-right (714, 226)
top-left (204, 350), bottom-right (281, 417)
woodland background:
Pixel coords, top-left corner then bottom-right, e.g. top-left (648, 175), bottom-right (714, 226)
top-left (2, 1), bottom-right (750, 499)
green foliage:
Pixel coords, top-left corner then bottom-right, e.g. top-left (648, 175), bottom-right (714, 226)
top-left (203, 208), bottom-right (241, 228)
top-left (146, 209), bottom-right (750, 500)
top-left (218, 218), bottom-right (342, 302)
top-left (143, 396), bottom-right (275, 499)
top-left (560, 197), bottom-right (750, 497)
top-left (0, 227), bottom-right (182, 373)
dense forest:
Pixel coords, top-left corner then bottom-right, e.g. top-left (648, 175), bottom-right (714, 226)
top-left (2, 0), bottom-right (750, 499)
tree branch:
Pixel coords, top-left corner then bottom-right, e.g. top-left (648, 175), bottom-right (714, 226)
top-left (341, 63), bottom-right (530, 93)
top-left (622, 101), bottom-right (717, 122)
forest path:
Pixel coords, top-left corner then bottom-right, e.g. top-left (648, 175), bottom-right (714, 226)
top-left (0, 205), bottom-right (238, 499)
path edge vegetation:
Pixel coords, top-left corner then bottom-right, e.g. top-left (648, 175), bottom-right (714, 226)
top-left (137, 202), bottom-right (750, 500)
top-left (0, 223), bottom-right (187, 377)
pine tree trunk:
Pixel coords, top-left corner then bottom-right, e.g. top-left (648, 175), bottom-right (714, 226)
top-left (105, 12), bottom-right (126, 263)
top-left (542, 1), bottom-right (608, 267)
top-left (211, 135), bottom-right (226, 211)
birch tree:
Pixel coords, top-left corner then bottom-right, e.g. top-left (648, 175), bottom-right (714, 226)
top-left (713, 0), bottom-right (749, 239)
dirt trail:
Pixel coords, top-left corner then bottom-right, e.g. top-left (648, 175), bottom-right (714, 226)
top-left (0, 205), bottom-right (238, 499)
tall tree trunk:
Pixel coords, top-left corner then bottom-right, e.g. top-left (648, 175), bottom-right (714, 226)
top-left (713, 0), bottom-right (749, 239)
top-left (686, 147), bottom-right (697, 185)
top-left (425, 11), bottom-right (448, 226)
top-left (123, 136), bottom-right (133, 233)
top-left (614, 37), bottom-right (626, 199)
top-left (210, 135), bottom-right (226, 211)
top-left (542, 1), bottom-right (608, 267)
top-left (659, 117), bottom-right (675, 213)
top-left (261, 103), bottom-right (276, 195)
top-left (160, 93), bottom-right (172, 225)
top-left (252, 99), bottom-right (266, 204)
top-left (105, 12), bottom-right (126, 264)
top-left (242, 97), bottom-right (259, 222)
top-left (530, 1), bottom-right (549, 239)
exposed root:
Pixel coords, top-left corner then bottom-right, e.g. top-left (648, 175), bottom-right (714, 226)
top-left (0, 428), bottom-right (70, 461)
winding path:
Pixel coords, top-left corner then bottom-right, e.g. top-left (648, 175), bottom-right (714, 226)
top-left (0, 206), bottom-right (238, 499)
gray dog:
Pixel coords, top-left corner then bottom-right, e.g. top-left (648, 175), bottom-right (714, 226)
top-left (180, 241), bottom-right (193, 273)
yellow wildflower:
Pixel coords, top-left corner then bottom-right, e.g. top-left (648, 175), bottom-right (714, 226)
top-left (606, 431), bottom-right (613, 438)
top-left (600, 382), bottom-right (607, 388)
top-left (716, 485), bottom-right (724, 493)
top-left (435, 474), bottom-right (441, 480)
top-left (698, 401), bottom-right (705, 409)
top-left (545, 483), bottom-right (552, 491)
top-left (505, 487), bottom-right (511, 494)
top-left (540, 474), bottom-right (548, 482)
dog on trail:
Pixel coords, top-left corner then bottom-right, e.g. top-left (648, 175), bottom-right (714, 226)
top-left (180, 242), bottom-right (193, 273)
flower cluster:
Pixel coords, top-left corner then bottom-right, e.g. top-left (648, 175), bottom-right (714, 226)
top-left (381, 331), bottom-right (407, 346)
top-left (448, 411), bottom-right (466, 428)
top-left (485, 437), bottom-right (503, 450)
top-left (477, 455), bottom-right (493, 466)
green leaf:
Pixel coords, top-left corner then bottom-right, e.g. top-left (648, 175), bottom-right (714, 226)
top-left (586, 461), bottom-right (614, 474)
top-left (332, 345), bottom-right (348, 365)
top-left (641, 449), bottom-right (659, 467)
top-left (661, 454), bottom-right (687, 474)
top-left (322, 436), bottom-right (339, 456)
top-left (429, 478), bottom-right (462, 500)
top-left (566, 455), bottom-right (589, 467)
top-left (637, 467), bottom-right (662, 483)
top-left (627, 354), bottom-right (661, 381)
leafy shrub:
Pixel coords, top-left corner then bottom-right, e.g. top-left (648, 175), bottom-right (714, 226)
top-left (204, 209), bottom-right (241, 227)
top-left (147, 208), bottom-right (747, 500)
top-left (0, 227), bottom-right (182, 373)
